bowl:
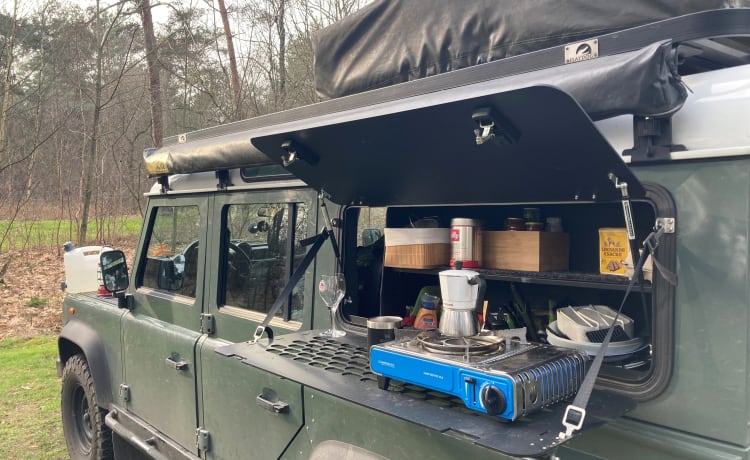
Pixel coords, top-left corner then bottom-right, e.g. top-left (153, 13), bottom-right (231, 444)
top-left (546, 321), bottom-right (646, 357)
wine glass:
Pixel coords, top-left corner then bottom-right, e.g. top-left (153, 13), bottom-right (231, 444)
top-left (318, 273), bottom-right (346, 337)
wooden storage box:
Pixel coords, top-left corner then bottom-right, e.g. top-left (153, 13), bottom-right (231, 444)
top-left (384, 228), bottom-right (451, 269)
top-left (483, 231), bottom-right (569, 272)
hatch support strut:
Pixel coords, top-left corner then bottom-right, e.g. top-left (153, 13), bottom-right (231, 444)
top-left (609, 173), bottom-right (641, 282)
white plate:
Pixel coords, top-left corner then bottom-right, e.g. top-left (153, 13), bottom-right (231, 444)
top-left (546, 321), bottom-right (647, 357)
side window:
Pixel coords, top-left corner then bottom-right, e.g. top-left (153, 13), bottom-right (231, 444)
top-left (140, 206), bottom-right (201, 298)
top-left (222, 202), bottom-right (308, 321)
top-left (357, 207), bottom-right (386, 247)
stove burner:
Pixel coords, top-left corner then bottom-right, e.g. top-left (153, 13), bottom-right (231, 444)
top-left (416, 332), bottom-right (505, 355)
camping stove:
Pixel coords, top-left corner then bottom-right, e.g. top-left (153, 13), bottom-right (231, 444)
top-left (370, 331), bottom-right (588, 421)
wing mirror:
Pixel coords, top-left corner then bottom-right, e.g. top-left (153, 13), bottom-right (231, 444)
top-left (100, 250), bottom-right (134, 309)
top-left (101, 250), bottom-right (129, 292)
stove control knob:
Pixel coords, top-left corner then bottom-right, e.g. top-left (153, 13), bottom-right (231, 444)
top-left (480, 385), bottom-right (507, 416)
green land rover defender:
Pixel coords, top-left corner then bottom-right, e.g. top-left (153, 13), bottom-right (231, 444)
top-left (58, 3), bottom-right (750, 459)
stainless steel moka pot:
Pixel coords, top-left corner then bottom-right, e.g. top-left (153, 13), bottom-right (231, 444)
top-left (438, 261), bottom-right (486, 336)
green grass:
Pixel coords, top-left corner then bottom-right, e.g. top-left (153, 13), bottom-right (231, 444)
top-left (28, 297), bottom-right (49, 308)
top-left (0, 216), bottom-right (142, 250)
top-left (0, 337), bottom-right (67, 459)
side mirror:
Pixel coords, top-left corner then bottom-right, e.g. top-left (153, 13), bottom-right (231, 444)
top-left (101, 250), bottom-right (129, 293)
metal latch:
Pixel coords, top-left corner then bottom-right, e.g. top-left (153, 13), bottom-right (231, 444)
top-left (655, 217), bottom-right (675, 234)
top-left (471, 107), bottom-right (520, 146)
top-left (196, 428), bottom-right (210, 452)
top-left (200, 313), bottom-right (214, 335)
top-left (119, 384), bottom-right (130, 402)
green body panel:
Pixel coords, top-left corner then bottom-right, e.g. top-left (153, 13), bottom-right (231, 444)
top-left (122, 311), bottom-right (201, 453)
top-left (199, 337), bottom-right (304, 459)
top-left (61, 294), bottom-right (126, 402)
top-left (283, 388), bottom-right (516, 460)
top-left (567, 419), bottom-right (749, 460)
top-left (631, 160), bottom-right (749, 445)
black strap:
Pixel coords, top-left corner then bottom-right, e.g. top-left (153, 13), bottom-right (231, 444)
top-left (559, 226), bottom-right (673, 439)
top-left (250, 228), bottom-right (331, 344)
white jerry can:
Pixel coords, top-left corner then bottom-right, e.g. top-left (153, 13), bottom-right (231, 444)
top-left (63, 243), bottom-right (112, 293)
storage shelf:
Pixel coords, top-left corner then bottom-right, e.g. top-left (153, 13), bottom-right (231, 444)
top-left (389, 266), bottom-right (652, 293)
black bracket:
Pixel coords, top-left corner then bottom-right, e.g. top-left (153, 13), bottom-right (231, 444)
top-left (215, 170), bottom-right (233, 190)
top-left (158, 175), bottom-right (170, 194)
top-left (622, 116), bottom-right (686, 163)
top-left (472, 107), bottom-right (521, 147)
top-left (280, 140), bottom-right (319, 167)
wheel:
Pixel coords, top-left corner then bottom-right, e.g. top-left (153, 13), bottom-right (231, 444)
top-left (61, 354), bottom-right (113, 460)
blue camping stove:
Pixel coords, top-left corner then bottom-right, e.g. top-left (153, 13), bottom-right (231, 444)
top-left (370, 331), bottom-right (589, 421)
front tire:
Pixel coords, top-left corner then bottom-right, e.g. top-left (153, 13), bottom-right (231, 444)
top-left (61, 354), bottom-right (113, 460)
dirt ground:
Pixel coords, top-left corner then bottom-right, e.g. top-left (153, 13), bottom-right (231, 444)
top-left (0, 238), bottom-right (137, 340)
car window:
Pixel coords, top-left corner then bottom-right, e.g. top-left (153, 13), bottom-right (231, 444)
top-left (221, 202), bottom-right (308, 321)
top-left (140, 205), bottom-right (201, 297)
top-left (357, 207), bottom-right (386, 247)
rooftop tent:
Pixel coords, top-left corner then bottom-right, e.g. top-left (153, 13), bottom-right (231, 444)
top-left (313, 0), bottom-right (750, 99)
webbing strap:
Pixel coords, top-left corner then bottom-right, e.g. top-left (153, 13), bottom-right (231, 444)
top-left (251, 228), bottom-right (330, 344)
top-left (559, 226), bottom-right (672, 439)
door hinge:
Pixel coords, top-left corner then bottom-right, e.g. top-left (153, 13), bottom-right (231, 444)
top-left (196, 428), bottom-right (210, 452)
top-left (656, 217), bottom-right (676, 234)
top-left (200, 313), bottom-right (214, 335)
top-left (119, 384), bottom-right (130, 402)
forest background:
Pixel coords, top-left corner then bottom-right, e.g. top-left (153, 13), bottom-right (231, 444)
top-left (0, 1), bottom-right (365, 456)
top-left (0, 0), bottom-right (366, 337)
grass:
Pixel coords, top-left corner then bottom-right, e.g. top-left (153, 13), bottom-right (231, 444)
top-left (28, 297), bottom-right (49, 308)
top-left (0, 216), bottom-right (142, 250)
top-left (0, 337), bottom-right (67, 459)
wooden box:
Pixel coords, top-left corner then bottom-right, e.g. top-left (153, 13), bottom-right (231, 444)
top-left (384, 228), bottom-right (451, 269)
top-left (483, 231), bottom-right (569, 272)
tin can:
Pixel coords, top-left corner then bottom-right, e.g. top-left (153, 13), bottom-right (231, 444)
top-left (450, 218), bottom-right (482, 268)
top-left (523, 207), bottom-right (541, 222)
top-left (505, 217), bottom-right (525, 231)
top-left (525, 221), bottom-right (544, 231)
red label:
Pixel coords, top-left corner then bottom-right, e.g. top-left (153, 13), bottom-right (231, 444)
top-left (451, 228), bottom-right (461, 241)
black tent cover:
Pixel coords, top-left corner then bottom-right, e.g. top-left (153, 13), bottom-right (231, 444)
top-left (314, 0), bottom-right (749, 99)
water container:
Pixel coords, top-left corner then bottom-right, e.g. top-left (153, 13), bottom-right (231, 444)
top-left (63, 243), bottom-right (112, 293)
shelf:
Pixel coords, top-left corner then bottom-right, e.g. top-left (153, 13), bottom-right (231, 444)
top-left (389, 266), bottom-right (652, 293)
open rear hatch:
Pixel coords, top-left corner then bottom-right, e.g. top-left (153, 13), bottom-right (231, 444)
top-left (252, 85), bottom-right (645, 206)
top-left (242, 85), bottom-right (645, 456)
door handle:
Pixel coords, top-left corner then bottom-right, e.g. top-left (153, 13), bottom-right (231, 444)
top-left (256, 394), bottom-right (289, 414)
top-left (165, 357), bottom-right (189, 371)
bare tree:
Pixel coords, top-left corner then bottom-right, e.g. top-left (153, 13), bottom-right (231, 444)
top-left (79, 0), bottom-right (133, 245)
top-left (216, 0), bottom-right (243, 120)
top-left (138, 0), bottom-right (163, 147)
top-left (0, 0), bottom-right (18, 163)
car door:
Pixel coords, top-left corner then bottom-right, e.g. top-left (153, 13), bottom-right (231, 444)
top-left (121, 197), bottom-right (208, 452)
top-left (198, 186), bottom-right (321, 459)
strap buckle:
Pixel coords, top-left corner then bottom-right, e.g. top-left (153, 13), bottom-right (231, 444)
top-left (250, 325), bottom-right (266, 344)
top-left (558, 405), bottom-right (586, 440)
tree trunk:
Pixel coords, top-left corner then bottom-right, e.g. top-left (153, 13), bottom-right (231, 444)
top-left (217, 0), bottom-right (243, 121)
top-left (276, 0), bottom-right (286, 106)
top-left (0, 0), bottom-right (18, 165)
top-left (139, 0), bottom-right (163, 147)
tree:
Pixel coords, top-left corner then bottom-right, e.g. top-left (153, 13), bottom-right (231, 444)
top-left (138, 0), bottom-right (163, 147)
top-left (216, 0), bottom-right (243, 120)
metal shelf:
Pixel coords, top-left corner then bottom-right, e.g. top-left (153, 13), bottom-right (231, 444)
top-left (390, 266), bottom-right (652, 293)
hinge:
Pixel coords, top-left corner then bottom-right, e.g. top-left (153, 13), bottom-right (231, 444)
top-left (656, 217), bottom-right (676, 234)
top-left (200, 313), bottom-right (214, 335)
top-left (196, 428), bottom-right (210, 452)
top-left (119, 384), bottom-right (130, 402)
